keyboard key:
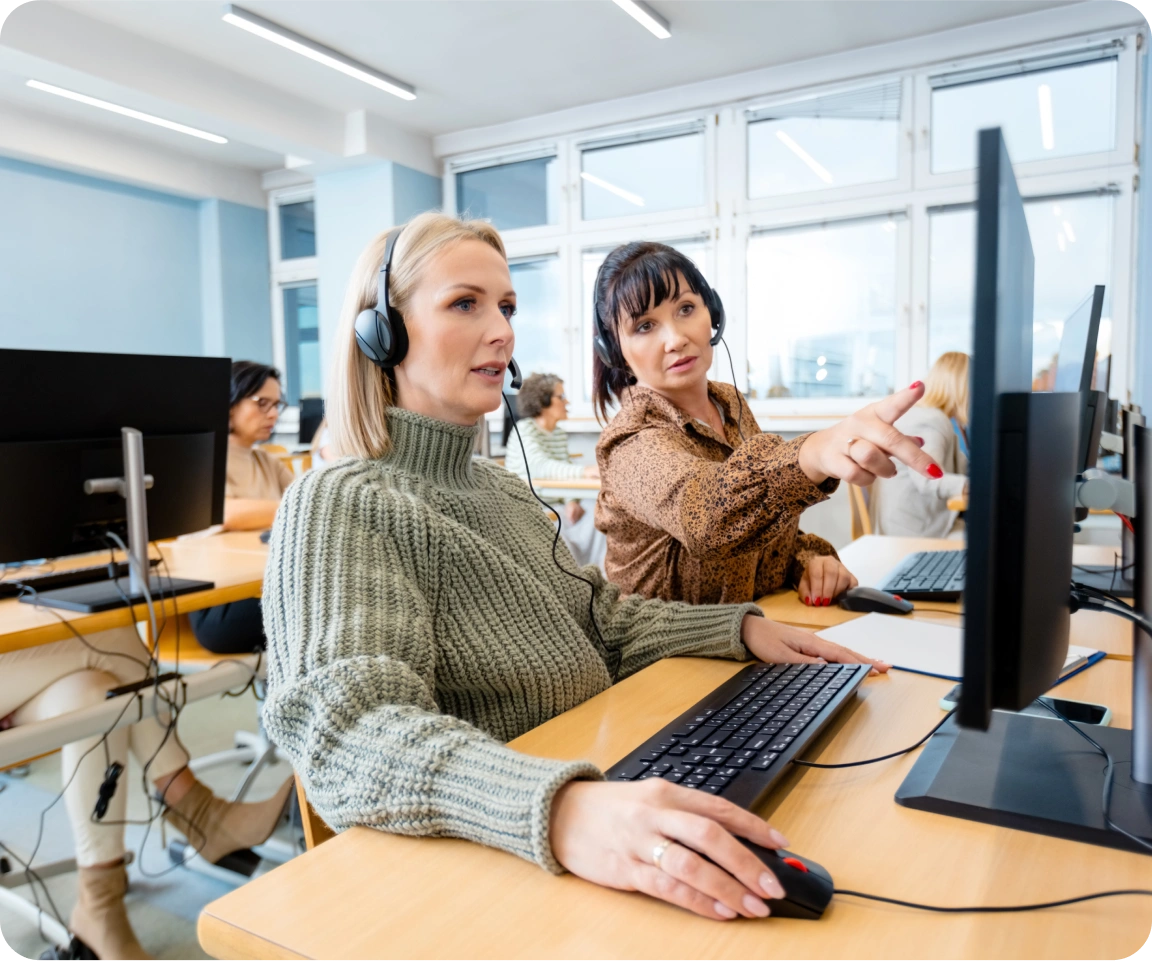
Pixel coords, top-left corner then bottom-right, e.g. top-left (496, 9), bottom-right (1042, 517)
top-left (666, 745), bottom-right (688, 756)
top-left (719, 767), bottom-right (740, 778)
top-left (768, 738), bottom-right (795, 752)
top-left (666, 770), bottom-right (685, 782)
top-left (751, 752), bottom-right (780, 770)
top-left (735, 750), bottom-right (758, 760)
top-left (722, 735), bottom-right (749, 749)
top-left (685, 773), bottom-right (708, 785)
top-left (639, 751), bottom-right (663, 763)
top-left (649, 763), bottom-right (672, 774)
top-left (705, 775), bottom-right (731, 787)
top-left (698, 783), bottom-right (723, 794)
top-left (614, 760), bottom-right (650, 780)
top-left (747, 736), bottom-right (771, 752)
top-left (728, 757), bottom-right (748, 767)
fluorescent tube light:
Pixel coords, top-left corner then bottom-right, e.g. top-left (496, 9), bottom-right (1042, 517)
top-left (775, 130), bottom-right (833, 184)
top-left (1063, 220), bottom-right (1076, 243)
top-left (26, 80), bottom-right (228, 143)
top-left (580, 171), bottom-right (645, 206)
top-left (222, 4), bottom-right (416, 101)
top-left (1038, 84), bottom-right (1054, 150)
top-left (1057, 232), bottom-right (1066, 252)
top-left (610, 0), bottom-right (671, 39)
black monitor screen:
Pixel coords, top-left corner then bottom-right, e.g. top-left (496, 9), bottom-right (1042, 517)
top-left (1053, 287), bottom-right (1105, 393)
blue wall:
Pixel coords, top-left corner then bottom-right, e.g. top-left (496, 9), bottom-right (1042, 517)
top-left (0, 157), bottom-right (204, 355)
top-left (0, 156), bottom-right (270, 363)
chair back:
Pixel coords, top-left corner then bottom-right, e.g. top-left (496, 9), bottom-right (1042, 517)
top-left (848, 485), bottom-right (873, 540)
top-left (295, 775), bottom-right (336, 849)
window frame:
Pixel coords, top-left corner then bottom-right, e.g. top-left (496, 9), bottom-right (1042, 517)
top-left (440, 26), bottom-right (1143, 430)
top-left (268, 184), bottom-right (319, 435)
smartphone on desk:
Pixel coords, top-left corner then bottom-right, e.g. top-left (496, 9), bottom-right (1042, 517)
top-left (939, 684), bottom-right (1112, 726)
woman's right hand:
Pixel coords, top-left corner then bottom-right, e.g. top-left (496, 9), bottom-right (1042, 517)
top-left (549, 779), bottom-right (790, 920)
top-left (583, 464), bottom-right (601, 479)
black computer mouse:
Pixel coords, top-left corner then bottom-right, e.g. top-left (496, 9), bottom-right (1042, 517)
top-left (837, 585), bottom-right (913, 615)
top-left (737, 839), bottom-right (834, 920)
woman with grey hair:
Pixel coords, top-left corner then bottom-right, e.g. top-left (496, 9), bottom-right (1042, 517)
top-left (504, 372), bottom-right (605, 569)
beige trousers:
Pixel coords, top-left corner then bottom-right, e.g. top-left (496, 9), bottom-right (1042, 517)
top-left (0, 627), bottom-right (189, 866)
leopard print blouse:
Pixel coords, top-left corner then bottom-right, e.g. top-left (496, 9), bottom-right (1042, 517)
top-left (594, 381), bottom-right (839, 605)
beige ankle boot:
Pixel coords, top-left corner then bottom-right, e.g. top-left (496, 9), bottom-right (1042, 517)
top-left (162, 777), bottom-right (293, 865)
top-left (69, 861), bottom-right (151, 960)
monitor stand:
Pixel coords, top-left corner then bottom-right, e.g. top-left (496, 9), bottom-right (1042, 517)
top-left (895, 711), bottom-right (1152, 854)
top-left (27, 574), bottom-right (213, 614)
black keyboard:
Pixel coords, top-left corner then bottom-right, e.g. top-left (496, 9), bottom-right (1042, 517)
top-left (879, 549), bottom-right (965, 601)
top-left (606, 662), bottom-right (868, 809)
top-left (0, 557), bottom-right (161, 600)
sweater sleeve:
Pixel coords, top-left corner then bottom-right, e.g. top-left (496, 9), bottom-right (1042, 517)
top-left (578, 563), bottom-right (761, 680)
top-left (516, 422), bottom-right (584, 481)
top-left (600, 427), bottom-right (836, 560)
top-left (261, 471), bottom-right (600, 873)
top-left (898, 415), bottom-right (968, 502)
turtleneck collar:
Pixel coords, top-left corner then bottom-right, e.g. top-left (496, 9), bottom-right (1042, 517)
top-left (380, 407), bottom-right (480, 488)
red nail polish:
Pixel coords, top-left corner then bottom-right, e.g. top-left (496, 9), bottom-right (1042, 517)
top-left (927, 464), bottom-right (944, 479)
top-left (909, 381), bottom-right (923, 390)
top-left (915, 436), bottom-right (925, 446)
top-left (804, 596), bottom-right (810, 605)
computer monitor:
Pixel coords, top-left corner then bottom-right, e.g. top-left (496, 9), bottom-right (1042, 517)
top-left (1054, 286), bottom-right (1105, 393)
top-left (0, 348), bottom-right (230, 611)
top-left (299, 397), bottom-right (325, 447)
top-left (896, 129), bottom-right (1151, 853)
top-left (501, 391), bottom-right (520, 448)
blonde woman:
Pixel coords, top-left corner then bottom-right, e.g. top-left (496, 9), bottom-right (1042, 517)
top-left (873, 351), bottom-right (970, 538)
top-left (262, 212), bottom-right (890, 925)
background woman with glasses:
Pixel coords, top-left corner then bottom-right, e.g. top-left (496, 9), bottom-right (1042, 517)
top-left (190, 360), bottom-right (294, 654)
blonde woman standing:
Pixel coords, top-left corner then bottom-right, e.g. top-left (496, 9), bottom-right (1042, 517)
top-left (873, 351), bottom-right (970, 538)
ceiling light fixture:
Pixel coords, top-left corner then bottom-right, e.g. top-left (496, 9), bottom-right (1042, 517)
top-left (1062, 220), bottom-right (1077, 243)
top-left (1038, 84), bottom-right (1054, 150)
top-left (610, 0), bottom-right (671, 39)
top-left (776, 130), bottom-right (833, 184)
top-left (221, 4), bottom-right (416, 101)
top-left (26, 79), bottom-right (228, 143)
top-left (580, 171), bottom-right (645, 206)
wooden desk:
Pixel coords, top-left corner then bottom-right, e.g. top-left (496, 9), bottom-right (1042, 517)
top-left (198, 656), bottom-right (1151, 959)
top-left (534, 478), bottom-right (601, 501)
top-left (0, 532), bottom-right (268, 655)
top-left (757, 536), bottom-right (1132, 657)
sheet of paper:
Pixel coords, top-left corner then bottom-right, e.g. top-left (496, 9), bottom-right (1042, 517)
top-left (816, 613), bottom-right (1095, 680)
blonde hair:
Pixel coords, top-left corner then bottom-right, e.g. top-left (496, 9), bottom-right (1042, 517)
top-left (327, 212), bottom-right (507, 459)
top-left (920, 351), bottom-right (971, 424)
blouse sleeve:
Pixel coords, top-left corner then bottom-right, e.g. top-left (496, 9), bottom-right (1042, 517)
top-left (600, 427), bottom-right (836, 560)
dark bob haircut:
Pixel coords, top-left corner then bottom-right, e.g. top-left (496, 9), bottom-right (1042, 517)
top-left (591, 242), bottom-right (711, 423)
top-left (516, 372), bottom-right (563, 420)
top-left (230, 360), bottom-right (282, 409)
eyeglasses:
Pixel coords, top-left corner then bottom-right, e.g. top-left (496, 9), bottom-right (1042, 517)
top-left (553, 393), bottom-right (568, 403)
top-left (250, 396), bottom-right (288, 415)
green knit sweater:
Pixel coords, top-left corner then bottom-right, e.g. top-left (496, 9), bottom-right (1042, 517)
top-left (262, 408), bottom-right (762, 872)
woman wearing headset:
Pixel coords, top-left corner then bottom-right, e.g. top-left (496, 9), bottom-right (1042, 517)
top-left (592, 242), bottom-right (943, 608)
top-left (262, 212), bottom-right (893, 925)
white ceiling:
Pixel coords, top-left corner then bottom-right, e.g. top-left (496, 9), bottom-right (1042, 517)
top-left (54, 0), bottom-right (1075, 136)
top-left (0, 0), bottom-right (1132, 203)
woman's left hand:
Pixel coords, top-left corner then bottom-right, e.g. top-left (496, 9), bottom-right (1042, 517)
top-left (797, 556), bottom-right (858, 607)
top-left (740, 615), bottom-right (890, 674)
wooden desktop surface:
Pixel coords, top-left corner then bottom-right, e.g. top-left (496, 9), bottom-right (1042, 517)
top-left (0, 531), bottom-right (268, 655)
top-left (198, 654), bottom-right (1151, 960)
top-left (757, 536), bottom-right (1132, 658)
top-left (534, 478), bottom-right (602, 492)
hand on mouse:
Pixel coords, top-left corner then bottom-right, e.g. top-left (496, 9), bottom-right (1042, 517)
top-left (741, 615), bottom-right (890, 675)
top-left (796, 381), bottom-right (941, 486)
top-left (797, 556), bottom-right (858, 607)
top-left (549, 779), bottom-right (789, 920)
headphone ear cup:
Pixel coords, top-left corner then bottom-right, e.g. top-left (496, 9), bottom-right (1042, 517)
top-left (592, 333), bottom-right (615, 368)
top-left (708, 290), bottom-right (727, 346)
top-left (385, 307), bottom-right (408, 368)
top-left (355, 309), bottom-right (390, 366)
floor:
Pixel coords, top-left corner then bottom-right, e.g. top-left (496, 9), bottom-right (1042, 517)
top-left (0, 688), bottom-right (297, 960)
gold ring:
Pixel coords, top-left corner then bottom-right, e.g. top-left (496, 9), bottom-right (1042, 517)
top-left (653, 839), bottom-right (672, 869)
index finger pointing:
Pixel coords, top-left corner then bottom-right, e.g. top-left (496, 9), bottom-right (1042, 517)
top-left (871, 380), bottom-right (925, 426)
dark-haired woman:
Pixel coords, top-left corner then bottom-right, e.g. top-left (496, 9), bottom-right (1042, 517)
top-left (190, 361), bottom-right (292, 655)
top-left (592, 242), bottom-right (943, 608)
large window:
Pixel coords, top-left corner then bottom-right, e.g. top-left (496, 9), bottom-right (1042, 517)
top-left (930, 53), bottom-right (1119, 173)
top-left (747, 217), bottom-right (899, 399)
top-left (580, 127), bottom-right (706, 220)
top-left (508, 255), bottom-right (566, 382)
top-left (278, 201), bottom-right (316, 259)
top-left (456, 155), bottom-right (558, 231)
top-left (282, 284), bottom-right (320, 405)
top-left (440, 28), bottom-right (1139, 425)
top-left (269, 189), bottom-right (319, 427)
top-left (747, 82), bottom-right (902, 198)
top-left (928, 192), bottom-right (1115, 378)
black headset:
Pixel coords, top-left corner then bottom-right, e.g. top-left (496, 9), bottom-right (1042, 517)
top-left (590, 260), bottom-right (727, 372)
top-left (356, 226), bottom-right (523, 389)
